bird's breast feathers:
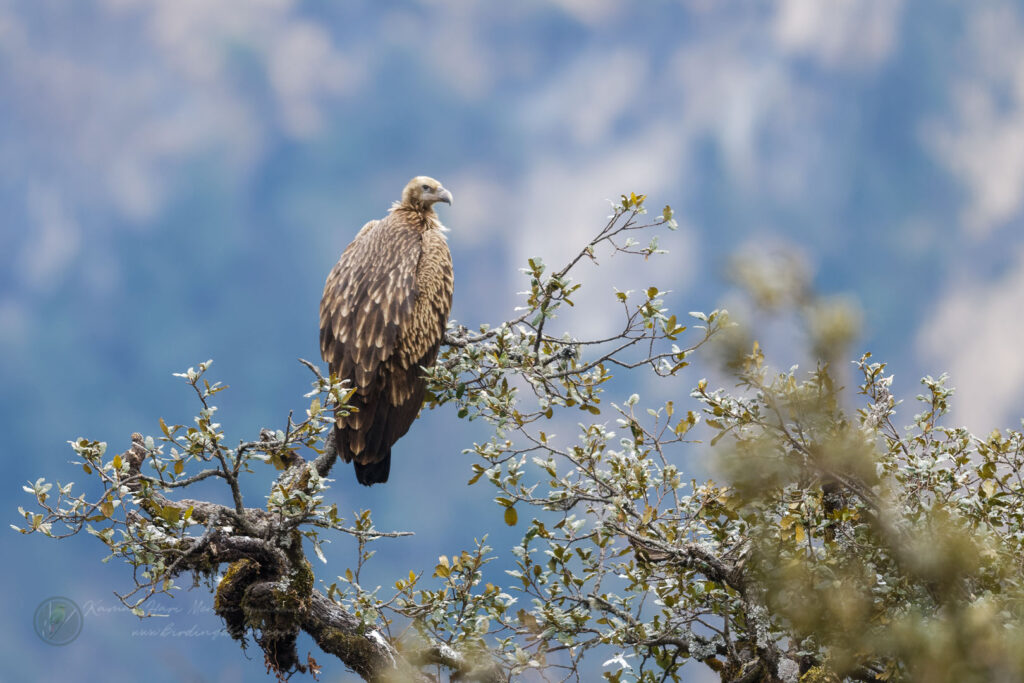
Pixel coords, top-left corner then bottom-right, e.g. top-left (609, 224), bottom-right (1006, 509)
top-left (320, 208), bottom-right (452, 375)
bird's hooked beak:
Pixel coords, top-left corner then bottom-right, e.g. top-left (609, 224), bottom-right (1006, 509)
top-left (437, 187), bottom-right (453, 206)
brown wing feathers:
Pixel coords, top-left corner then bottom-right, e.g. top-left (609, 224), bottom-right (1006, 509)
top-left (319, 177), bottom-right (453, 485)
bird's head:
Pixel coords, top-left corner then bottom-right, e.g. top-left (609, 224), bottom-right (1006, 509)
top-left (401, 176), bottom-right (453, 211)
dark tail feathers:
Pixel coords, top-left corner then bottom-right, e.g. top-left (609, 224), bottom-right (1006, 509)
top-left (353, 451), bottom-right (391, 486)
top-left (332, 425), bottom-right (391, 486)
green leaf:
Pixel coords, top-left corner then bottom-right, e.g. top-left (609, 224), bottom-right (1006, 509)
top-left (467, 464), bottom-right (486, 486)
top-left (674, 415), bottom-right (696, 436)
top-left (504, 506), bottom-right (518, 527)
top-left (161, 506), bottom-right (181, 525)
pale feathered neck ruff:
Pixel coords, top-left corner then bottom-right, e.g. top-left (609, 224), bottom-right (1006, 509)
top-left (389, 202), bottom-right (450, 234)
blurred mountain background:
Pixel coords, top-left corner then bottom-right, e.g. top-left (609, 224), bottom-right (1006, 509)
top-left (3, 1), bottom-right (1023, 680)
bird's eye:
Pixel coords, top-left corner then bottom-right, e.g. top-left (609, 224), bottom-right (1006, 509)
top-left (421, 184), bottom-right (431, 192)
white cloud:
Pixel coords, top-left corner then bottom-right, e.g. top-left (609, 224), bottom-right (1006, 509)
top-left (669, 39), bottom-right (825, 201)
top-left (924, 4), bottom-right (1024, 238)
top-left (267, 21), bottom-right (359, 137)
top-left (0, 0), bottom-right (356, 212)
top-left (0, 0), bottom-right (364, 296)
top-left (142, 0), bottom-right (361, 139)
top-left (19, 185), bottom-right (81, 292)
top-left (0, 299), bottom-right (28, 348)
top-left (509, 122), bottom-right (695, 341)
top-left (385, 3), bottom-right (511, 101)
top-left (443, 171), bottom-right (508, 246)
top-left (424, 12), bottom-right (496, 100)
top-left (917, 247), bottom-right (1024, 434)
top-left (523, 49), bottom-right (648, 147)
top-left (450, 24), bottom-right (832, 341)
top-left (547, 0), bottom-right (623, 26)
top-left (773, 0), bottom-right (904, 70)
top-left (442, 118), bottom-right (696, 341)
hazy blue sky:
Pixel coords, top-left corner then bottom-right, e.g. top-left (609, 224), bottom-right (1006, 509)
top-left (3, 1), bottom-right (1024, 681)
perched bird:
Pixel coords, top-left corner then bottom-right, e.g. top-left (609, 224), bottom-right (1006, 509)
top-left (320, 176), bottom-right (454, 485)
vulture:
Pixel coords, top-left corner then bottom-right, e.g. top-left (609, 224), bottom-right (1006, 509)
top-left (319, 176), bottom-right (454, 485)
